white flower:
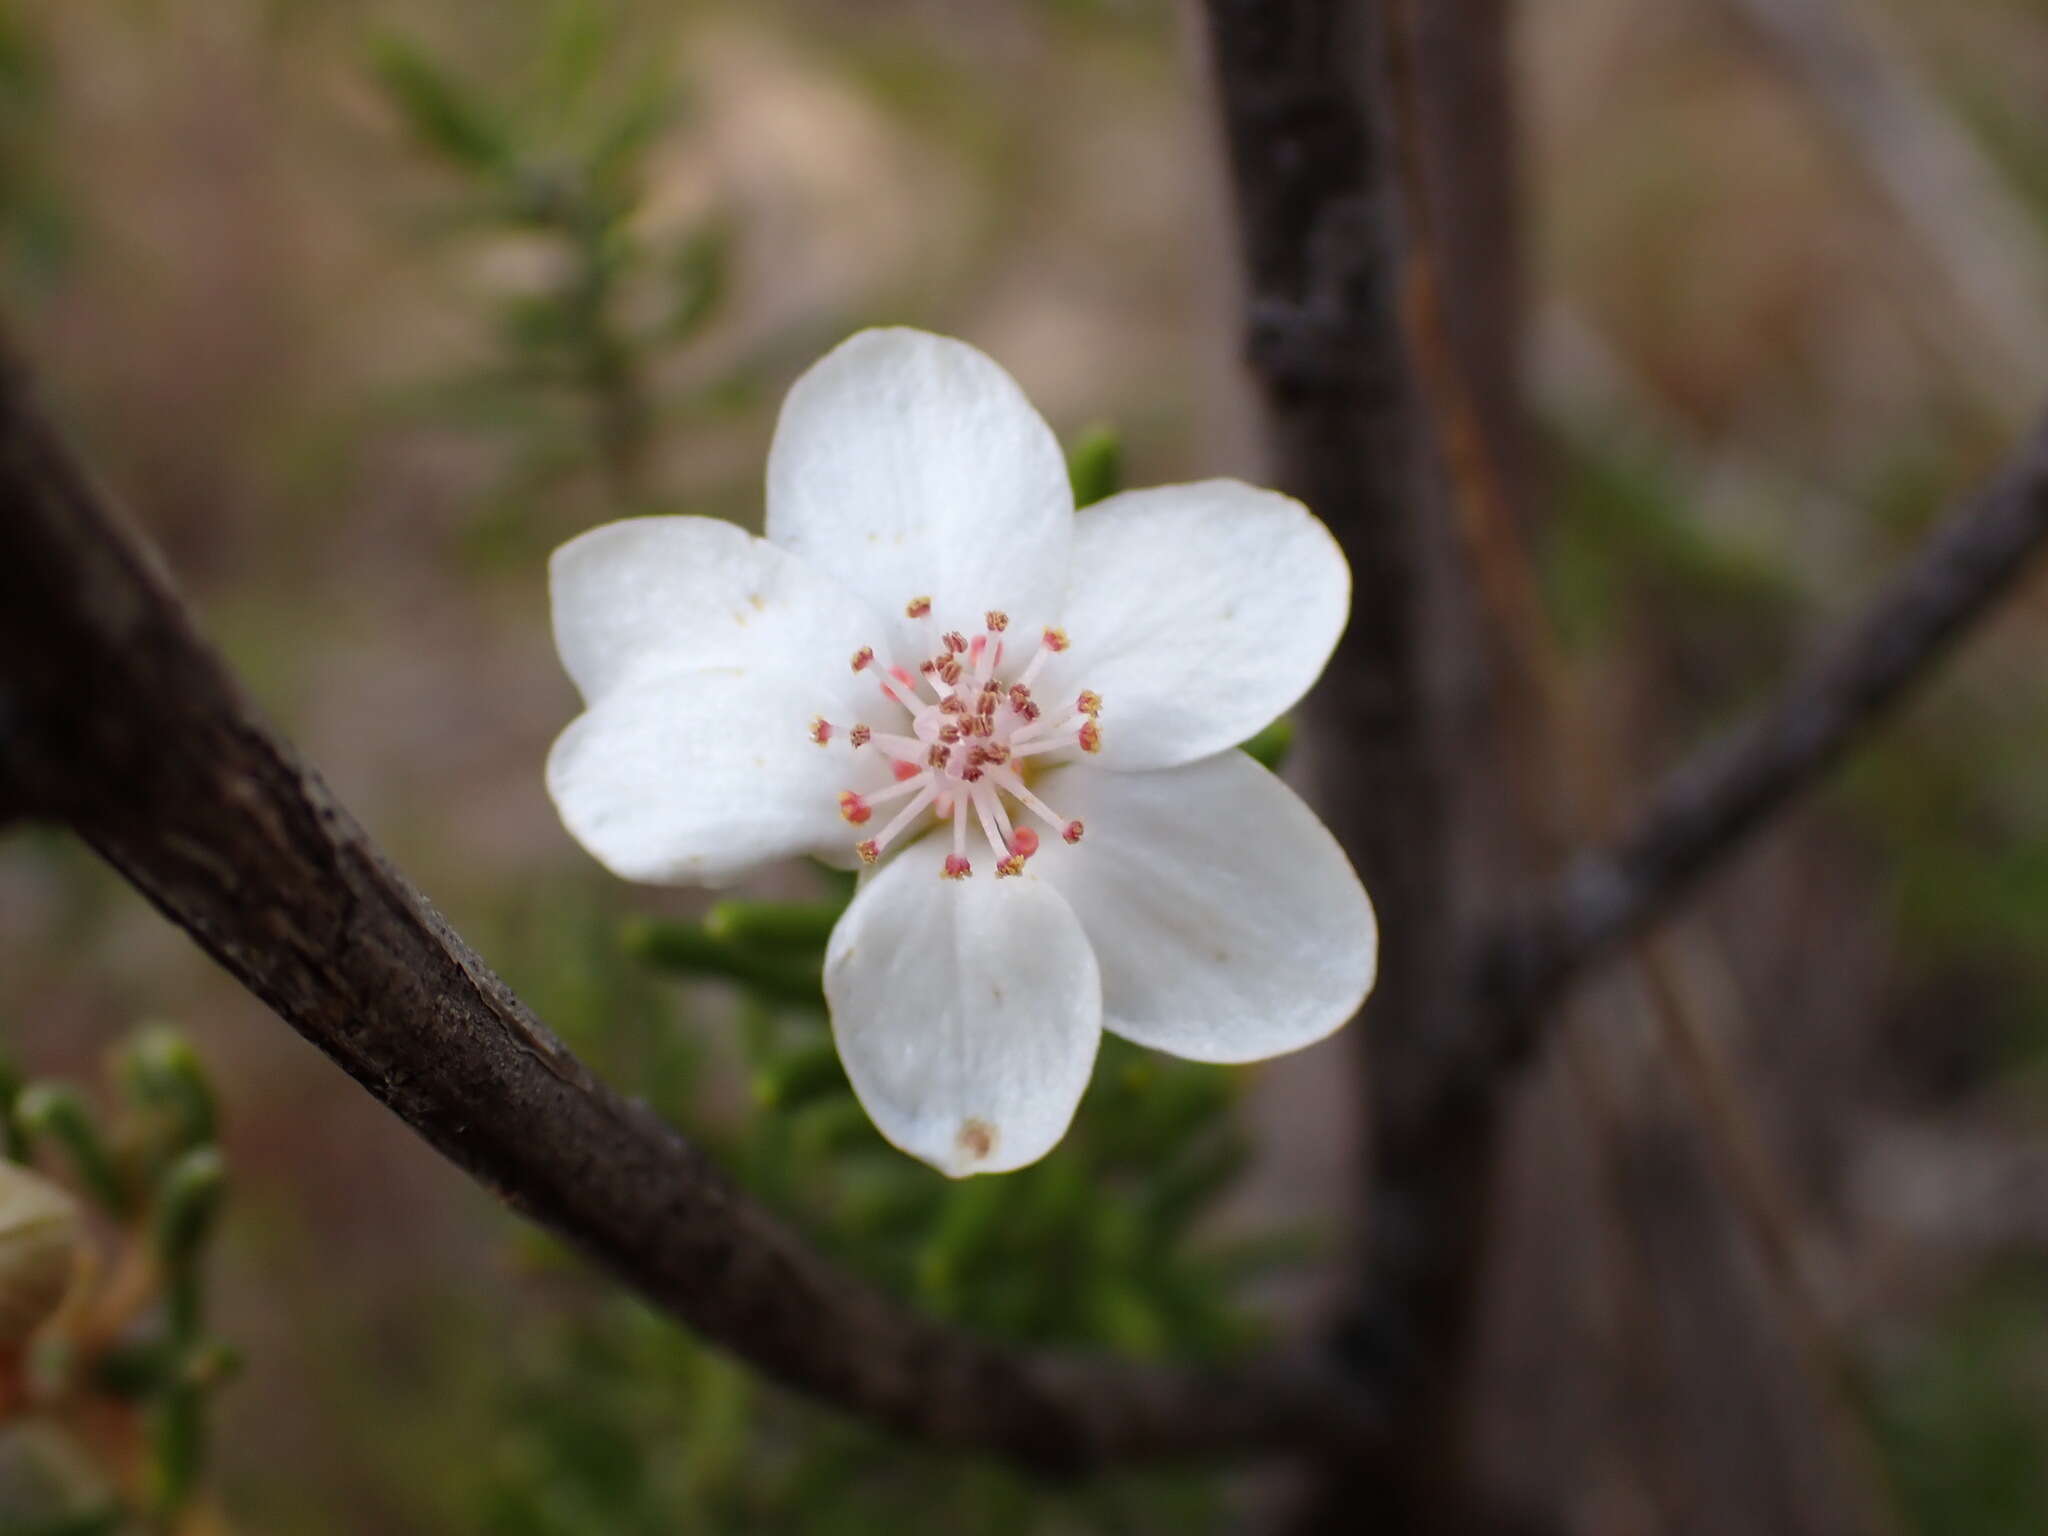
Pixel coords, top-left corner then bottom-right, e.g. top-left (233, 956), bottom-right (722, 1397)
top-left (546, 329), bottom-right (1376, 1176)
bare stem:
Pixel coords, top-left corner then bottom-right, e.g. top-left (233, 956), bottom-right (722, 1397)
top-left (1484, 415), bottom-right (2048, 1024)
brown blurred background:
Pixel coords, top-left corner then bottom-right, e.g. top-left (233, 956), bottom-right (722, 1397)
top-left (5, 0), bottom-right (2048, 1531)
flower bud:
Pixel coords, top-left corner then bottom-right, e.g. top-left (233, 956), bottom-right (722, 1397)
top-left (0, 1162), bottom-right (80, 1347)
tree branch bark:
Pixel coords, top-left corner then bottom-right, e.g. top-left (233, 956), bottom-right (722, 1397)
top-left (0, 352), bottom-right (1379, 1474)
top-left (1198, 2), bottom-right (1508, 1528)
top-left (1482, 416), bottom-right (2048, 1024)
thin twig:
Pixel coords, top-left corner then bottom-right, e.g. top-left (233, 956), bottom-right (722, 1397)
top-left (0, 351), bottom-right (1379, 1475)
top-left (1554, 1020), bottom-right (1688, 1535)
top-left (1638, 936), bottom-right (1906, 1536)
top-left (1483, 414), bottom-right (2048, 1023)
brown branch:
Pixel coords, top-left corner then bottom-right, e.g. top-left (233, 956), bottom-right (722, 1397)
top-left (0, 353), bottom-right (1379, 1473)
top-left (1198, 2), bottom-right (1510, 1529)
top-left (1483, 415), bottom-right (2048, 1024)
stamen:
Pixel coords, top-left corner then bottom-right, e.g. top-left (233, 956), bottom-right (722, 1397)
top-left (1009, 713), bottom-right (1060, 743)
top-left (858, 773), bottom-right (931, 812)
top-left (877, 671), bottom-right (921, 711)
top-left (1015, 627), bottom-right (1066, 689)
top-left (987, 765), bottom-right (1072, 838)
top-left (1008, 729), bottom-right (1085, 760)
top-left (905, 664), bottom-right (947, 704)
top-left (828, 606), bottom-right (1100, 877)
top-left (1010, 704), bottom-right (1099, 751)
top-left (944, 798), bottom-right (971, 879)
top-left (970, 782), bottom-right (1006, 860)
top-left (987, 784), bottom-right (1018, 851)
top-left (867, 779), bottom-right (938, 857)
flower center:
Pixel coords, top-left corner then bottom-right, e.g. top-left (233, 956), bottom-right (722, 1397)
top-left (810, 599), bottom-right (1097, 878)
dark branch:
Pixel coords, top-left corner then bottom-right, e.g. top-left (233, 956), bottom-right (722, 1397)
top-left (1483, 415), bottom-right (2048, 1022)
top-left (0, 354), bottom-right (1378, 1473)
top-left (1200, 3), bottom-right (1515, 1530)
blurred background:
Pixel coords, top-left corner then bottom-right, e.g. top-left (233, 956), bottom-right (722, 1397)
top-left (2, 0), bottom-right (2048, 1531)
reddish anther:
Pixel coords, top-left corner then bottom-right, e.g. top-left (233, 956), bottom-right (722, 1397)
top-left (828, 596), bottom-right (1101, 877)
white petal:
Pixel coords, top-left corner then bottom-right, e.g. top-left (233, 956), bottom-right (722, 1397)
top-left (1028, 752), bottom-right (1374, 1062)
top-left (766, 329), bottom-right (1072, 660)
top-left (548, 666), bottom-right (885, 887)
top-left (824, 833), bottom-right (1102, 1176)
top-left (1047, 481), bottom-right (1349, 771)
top-left (551, 515), bottom-right (884, 706)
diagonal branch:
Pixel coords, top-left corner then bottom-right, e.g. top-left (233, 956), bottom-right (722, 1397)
top-left (1482, 415), bottom-right (2048, 1025)
top-left (0, 352), bottom-right (1378, 1474)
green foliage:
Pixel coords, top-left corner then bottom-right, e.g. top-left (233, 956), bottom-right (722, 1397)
top-left (1239, 715), bottom-right (1294, 773)
top-left (1539, 422), bottom-right (1799, 695)
top-left (478, 1286), bottom-right (1222, 1536)
top-left (625, 872), bottom-right (1282, 1355)
top-left (453, 829), bottom-right (1293, 1533)
top-left (1066, 423), bottom-right (1124, 509)
top-left (0, 3), bottom-right (74, 286)
top-left (1835, 697), bottom-right (2048, 1067)
top-left (15, 1083), bottom-right (126, 1216)
top-left (0, 1027), bottom-right (235, 1533)
top-left (621, 917), bottom-right (825, 1013)
top-left (370, 34), bottom-right (514, 174)
top-left (1874, 1267), bottom-right (2048, 1536)
top-left (371, 5), bottom-right (741, 546)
